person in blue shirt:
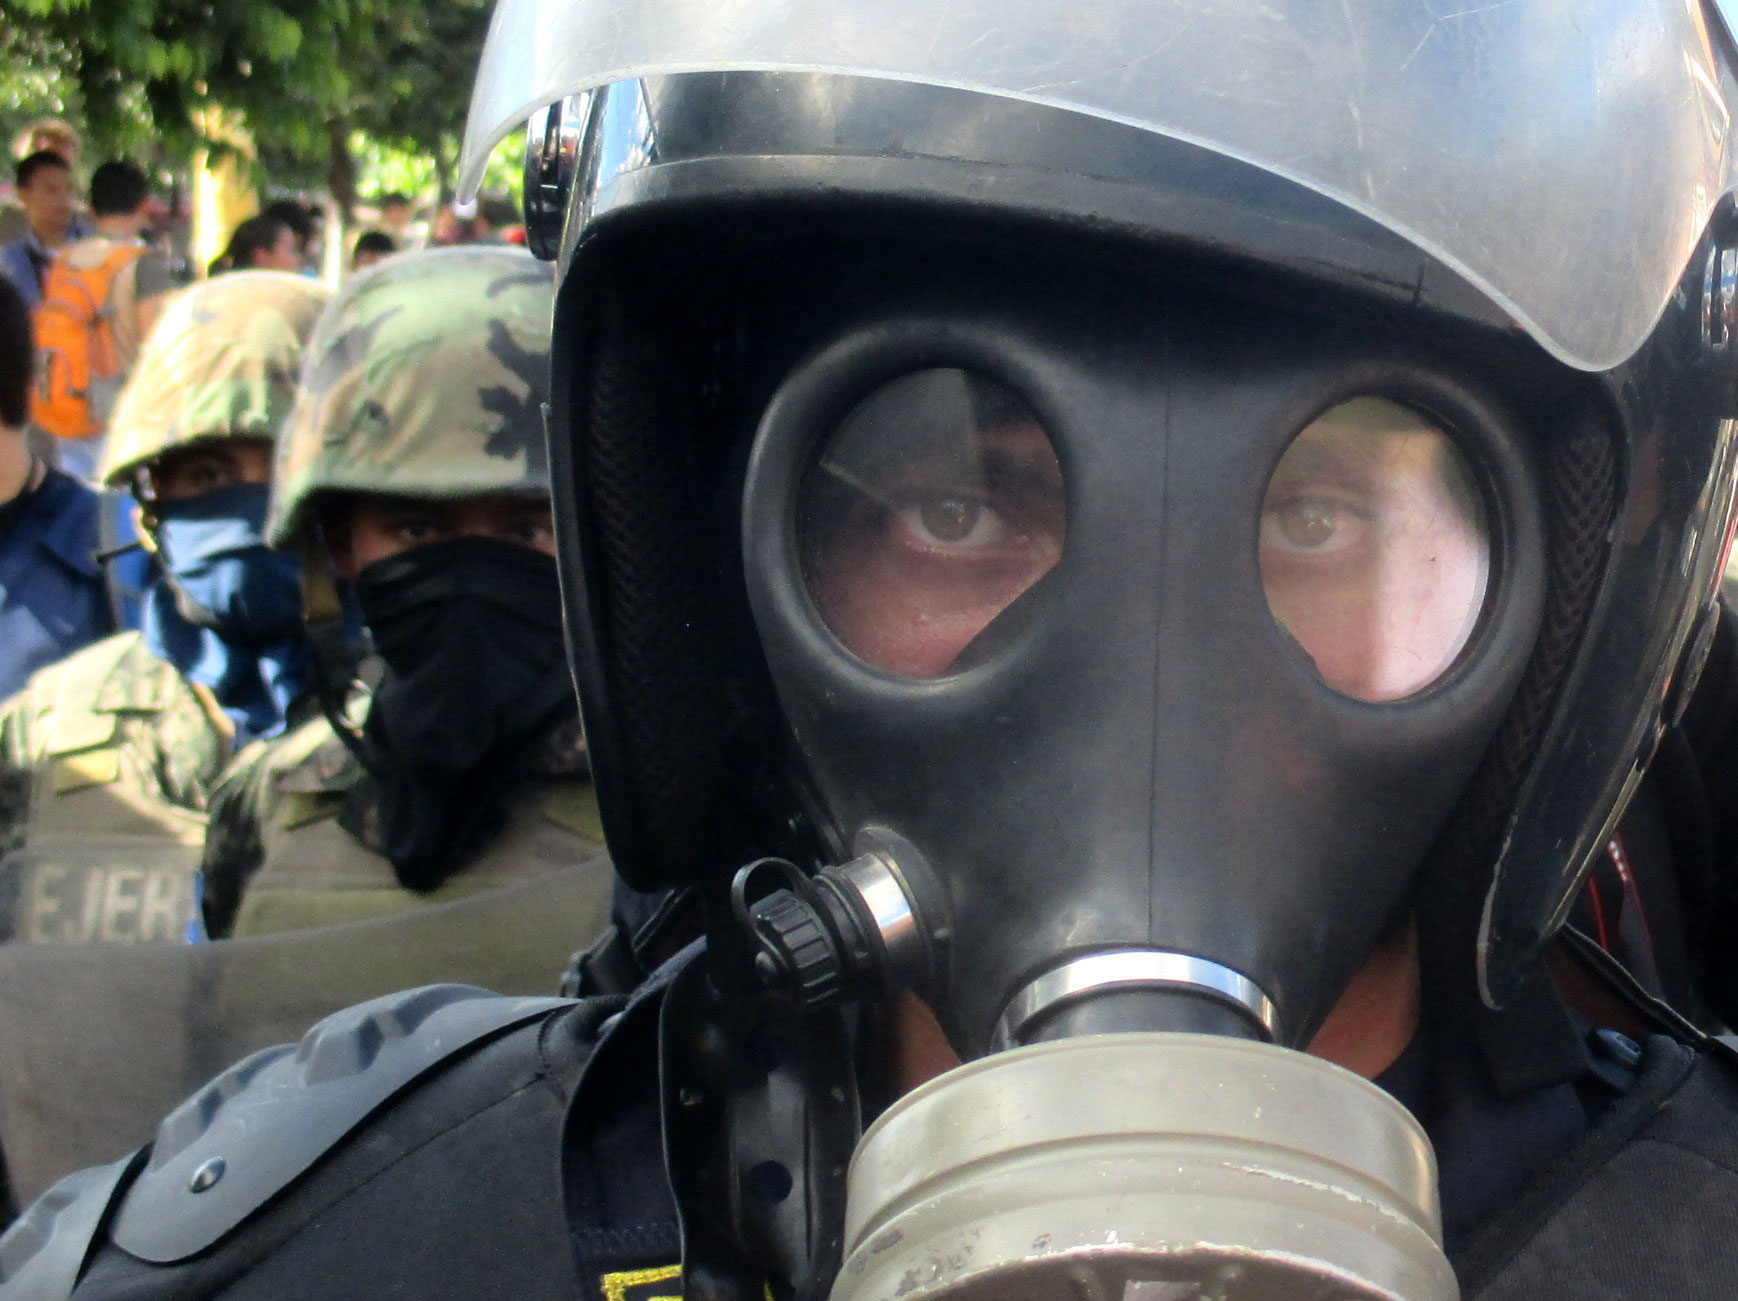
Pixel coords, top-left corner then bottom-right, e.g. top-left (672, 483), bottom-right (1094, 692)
top-left (0, 272), bottom-right (111, 699)
top-left (0, 151), bottom-right (80, 310)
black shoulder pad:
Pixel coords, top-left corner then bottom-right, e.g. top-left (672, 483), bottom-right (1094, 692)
top-left (108, 984), bottom-right (571, 1264)
top-left (0, 1155), bottom-right (137, 1298)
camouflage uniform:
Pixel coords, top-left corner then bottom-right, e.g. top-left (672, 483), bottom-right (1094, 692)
top-left (0, 272), bottom-right (328, 945)
top-left (200, 247), bottom-right (610, 938)
top-left (201, 713), bottom-right (607, 936)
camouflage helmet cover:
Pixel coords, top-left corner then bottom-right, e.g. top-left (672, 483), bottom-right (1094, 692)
top-left (268, 245), bottom-right (554, 548)
top-left (101, 271), bottom-right (331, 487)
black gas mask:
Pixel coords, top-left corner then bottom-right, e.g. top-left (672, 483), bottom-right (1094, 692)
top-left (735, 301), bottom-right (1546, 1058)
top-left (348, 535), bottom-right (576, 890)
top-left (560, 241), bottom-right (1581, 1298)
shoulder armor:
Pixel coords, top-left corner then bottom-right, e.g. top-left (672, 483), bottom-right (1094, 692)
top-left (38, 634), bottom-right (165, 755)
top-left (0, 1155), bottom-right (136, 1298)
top-left (107, 983), bottom-right (570, 1264)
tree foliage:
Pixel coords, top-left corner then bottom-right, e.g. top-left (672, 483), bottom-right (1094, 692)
top-left (0, 24), bottom-right (84, 156)
top-left (0, 0), bottom-right (494, 203)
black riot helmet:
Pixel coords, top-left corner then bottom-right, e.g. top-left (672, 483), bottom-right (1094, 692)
top-left (470, 2), bottom-right (1738, 1038)
top-left (464, 4), bottom-right (1738, 1294)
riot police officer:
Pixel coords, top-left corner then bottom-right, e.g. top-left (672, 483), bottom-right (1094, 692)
top-left (0, 271), bottom-right (327, 945)
top-left (9, 2), bottom-right (1738, 1298)
top-left (199, 246), bottom-right (610, 937)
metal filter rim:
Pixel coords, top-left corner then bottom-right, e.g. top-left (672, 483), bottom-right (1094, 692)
top-left (994, 949), bottom-right (1279, 1048)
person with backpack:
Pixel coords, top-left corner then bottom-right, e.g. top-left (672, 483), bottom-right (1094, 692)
top-left (31, 161), bottom-right (176, 483)
top-left (0, 272), bottom-right (111, 702)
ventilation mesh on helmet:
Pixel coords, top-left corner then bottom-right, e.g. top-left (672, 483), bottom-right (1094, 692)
top-left (1417, 402), bottom-right (1619, 1013)
top-left (583, 309), bottom-right (732, 877)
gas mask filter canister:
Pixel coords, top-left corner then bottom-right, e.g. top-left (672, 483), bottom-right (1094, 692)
top-left (836, 1034), bottom-right (1450, 1300)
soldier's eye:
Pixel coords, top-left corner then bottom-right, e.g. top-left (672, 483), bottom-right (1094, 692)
top-left (390, 516), bottom-right (441, 543)
top-left (800, 368), bottom-right (1065, 678)
top-left (1259, 396), bottom-right (1489, 702)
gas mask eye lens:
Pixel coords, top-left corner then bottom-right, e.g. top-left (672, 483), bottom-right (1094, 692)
top-left (1259, 396), bottom-right (1490, 702)
top-left (799, 368), bottom-right (1065, 678)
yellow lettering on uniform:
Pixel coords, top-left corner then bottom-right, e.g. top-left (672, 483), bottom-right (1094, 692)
top-left (139, 870), bottom-right (185, 942)
top-left (99, 868), bottom-right (145, 942)
top-left (601, 1265), bottom-right (682, 1301)
top-left (77, 867), bottom-right (104, 942)
top-left (25, 864), bottom-right (66, 942)
top-left (599, 1265), bottom-right (772, 1301)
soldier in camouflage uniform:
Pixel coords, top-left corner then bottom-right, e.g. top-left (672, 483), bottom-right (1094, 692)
top-left (199, 246), bottom-right (610, 938)
top-left (0, 271), bottom-right (328, 945)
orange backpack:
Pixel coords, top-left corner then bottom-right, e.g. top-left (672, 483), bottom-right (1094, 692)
top-left (32, 241), bottom-right (145, 440)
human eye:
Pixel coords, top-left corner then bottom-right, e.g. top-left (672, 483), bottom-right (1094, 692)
top-left (387, 511), bottom-right (442, 545)
top-left (888, 486), bottom-right (1011, 552)
top-left (799, 369), bottom-right (1067, 679)
top-left (1258, 396), bottom-right (1490, 702)
top-left (174, 455), bottom-right (234, 494)
top-left (1259, 489), bottom-right (1373, 558)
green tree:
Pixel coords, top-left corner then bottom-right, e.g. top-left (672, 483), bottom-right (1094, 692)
top-left (0, 25), bottom-right (82, 161)
top-left (342, 0), bottom-right (492, 203)
top-left (0, 0), bottom-right (494, 213)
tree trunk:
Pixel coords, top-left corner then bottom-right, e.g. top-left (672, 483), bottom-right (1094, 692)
top-left (434, 150), bottom-right (454, 208)
top-left (324, 119), bottom-right (356, 221)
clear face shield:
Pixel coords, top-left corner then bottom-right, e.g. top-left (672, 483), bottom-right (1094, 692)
top-left (465, 0), bottom-right (1738, 374)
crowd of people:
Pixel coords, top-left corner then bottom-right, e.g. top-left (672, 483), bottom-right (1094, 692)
top-left (0, 117), bottom-right (611, 977)
top-left (6, 4), bottom-right (1738, 1296)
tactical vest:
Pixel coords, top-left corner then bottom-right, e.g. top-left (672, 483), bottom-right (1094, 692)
top-left (10, 960), bottom-right (1738, 1300)
top-left (0, 634), bottom-right (225, 946)
top-left (228, 717), bottom-right (609, 937)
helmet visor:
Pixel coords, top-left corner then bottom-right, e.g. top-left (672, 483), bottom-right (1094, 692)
top-left (464, 0), bottom-right (1736, 371)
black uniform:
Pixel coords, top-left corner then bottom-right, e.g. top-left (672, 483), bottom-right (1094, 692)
top-left (8, 936), bottom-right (1738, 1300)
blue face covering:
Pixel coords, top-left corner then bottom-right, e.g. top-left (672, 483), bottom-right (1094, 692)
top-left (141, 481), bottom-right (309, 743)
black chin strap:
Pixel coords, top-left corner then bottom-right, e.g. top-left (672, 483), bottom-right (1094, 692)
top-left (1470, 958), bottom-right (1592, 1099)
top-left (306, 618), bottom-right (376, 775)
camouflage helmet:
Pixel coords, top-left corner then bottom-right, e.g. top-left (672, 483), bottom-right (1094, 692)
top-left (101, 271), bottom-right (331, 488)
top-left (267, 245), bottom-right (554, 549)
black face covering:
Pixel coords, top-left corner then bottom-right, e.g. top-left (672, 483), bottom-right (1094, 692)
top-left (349, 535), bottom-right (576, 891)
